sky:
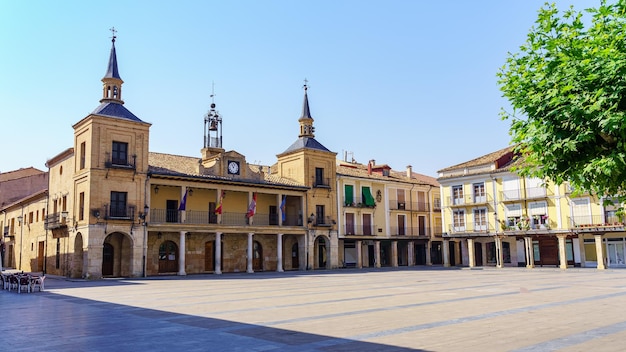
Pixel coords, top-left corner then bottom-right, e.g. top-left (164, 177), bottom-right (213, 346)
top-left (0, 0), bottom-right (602, 177)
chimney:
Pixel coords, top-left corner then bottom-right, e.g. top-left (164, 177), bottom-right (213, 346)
top-left (406, 165), bottom-right (412, 178)
top-left (368, 160), bottom-right (374, 175)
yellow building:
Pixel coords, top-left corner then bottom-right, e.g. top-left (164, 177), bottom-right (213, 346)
top-left (437, 146), bottom-right (623, 269)
top-left (0, 34), bottom-right (341, 278)
top-left (336, 159), bottom-right (441, 268)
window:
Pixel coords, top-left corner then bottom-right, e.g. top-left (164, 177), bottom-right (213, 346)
top-left (505, 203), bottom-right (522, 228)
top-left (397, 189), bottom-right (406, 209)
top-left (453, 209), bottom-right (465, 231)
top-left (79, 192), bottom-right (85, 221)
top-left (418, 215), bottom-right (426, 236)
top-left (110, 191), bottom-right (128, 218)
top-left (344, 185), bottom-right (354, 206)
top-left (362, 186), bottom-right (376, 207)
top-left (473, 208), bottom-right (487, 231)
top-left (80, 142), bottom-right (86, 169)
top-left (397, 214), bottom-right (406, 235)
top-left (452, 185), bottom-right (464, 205)
top-left (362, 213), bottom-right (372, 235)
top-left (29, 212), bottom-right (33, 224)
top-left (345, 212), bottom-right (355, 235)
top-left (473, 183), bottom-right (486, 203)
top-left (112, 141), bottom-right (128, 166)
top-left (528, 201), bottom-right (547, 228)
top-left (316, 205), bottom-right (325, 225)
top-left (314, 168), bottom-right (326, 187)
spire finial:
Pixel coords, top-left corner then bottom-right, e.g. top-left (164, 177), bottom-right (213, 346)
top-left (303, 78), bottom-right (308, 91)
top-left (110, 27), bottom-right (117, 42)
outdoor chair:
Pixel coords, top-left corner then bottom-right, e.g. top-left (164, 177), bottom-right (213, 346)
top-left (17, 275), bottom-right (31, 293)
top-left (30, 275), bottom-right (45, 292)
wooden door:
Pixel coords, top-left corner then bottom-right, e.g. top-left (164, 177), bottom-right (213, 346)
top-left (159, 241), bottom-right (178, 273)
top-left (37, 241), bottom-right (45, 272)
top-left (205, 241), bottom-right (214, 271)
top-left (291, 243), bottom-right (299, 269)
top-left (102, 243), bottom-right (114, 276)
top-left (474, 242), bottom-right (483, 266)
top-left (253, 241), bottom-right (263, 271)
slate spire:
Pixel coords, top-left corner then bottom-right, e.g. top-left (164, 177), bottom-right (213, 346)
top-left (298, 80), bottom-right (314, 138)
top-left (100, 27), bottom-right (124, 104)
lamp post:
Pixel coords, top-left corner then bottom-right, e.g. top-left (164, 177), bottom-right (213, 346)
top-left (17, 215), bottom-right (23, 270)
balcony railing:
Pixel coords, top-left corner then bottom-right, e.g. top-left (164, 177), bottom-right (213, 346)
top-left (106, 205), bottom-right (135, 220)
top-left (314, 177), bottom-right (331, 188)
top-left (104, 153), bottom-right (136, 170)
top-left (447, 224), bottom-right (494, 235)
top-left (44, 212), bottom-right (68, 230)
top-left (344, 197), bottom-right (376, 208)
top-left (149, 209), bottom-right (303, 227)
top-left (390, 226), bottom-right (430, 237)
top-left (388, 201), bottom-right (430, 212)
top-left (343, 224), bottom-right (375, 236)
top-left (569, 215), bottom-right (625, 229)
top-left (501, 187), bottom-right (552, 201)
top-left (447, 194), bottom-right (492, 207)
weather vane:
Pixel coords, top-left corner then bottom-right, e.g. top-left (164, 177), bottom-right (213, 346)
top-left (110, 27), bottom-right (117, 41)
top-left (304, 78), bottom-right (308, 90)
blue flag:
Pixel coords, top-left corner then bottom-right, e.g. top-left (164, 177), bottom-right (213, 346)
top-left (178, 189), bottom-right (188, 211)
top-left (280, 196), bottom-right (286, 222)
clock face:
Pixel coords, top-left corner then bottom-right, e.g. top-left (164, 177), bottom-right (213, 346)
top-left (228, 161), bottom-right (240, 174)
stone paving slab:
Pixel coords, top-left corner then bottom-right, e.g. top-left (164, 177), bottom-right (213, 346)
top-left (1, 267), bottom-right (626, 351)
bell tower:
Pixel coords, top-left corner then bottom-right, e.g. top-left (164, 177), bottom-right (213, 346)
top-left (100, 27), bottom-right (124, 105)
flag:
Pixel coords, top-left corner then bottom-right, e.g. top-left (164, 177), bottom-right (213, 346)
top-left (215, 191), bottom-right (225, 214)
top-left (246, 193), bottom-right (257, 218)
top-left (178, 189), bottom-right (188, 211)
top-left (280, 196), bottom-right (286, 222)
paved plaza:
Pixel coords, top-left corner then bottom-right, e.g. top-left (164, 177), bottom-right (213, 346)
top-left (2, 267), bottom-right (626, 351)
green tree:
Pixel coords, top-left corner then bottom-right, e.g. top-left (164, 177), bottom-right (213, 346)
top-left (498, 0), bottom-right (626, 200)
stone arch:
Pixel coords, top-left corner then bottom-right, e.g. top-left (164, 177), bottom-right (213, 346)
top-left (314, 235), bottom-right (331, 269)
top-left (103, 232), bottom-right (134, 277)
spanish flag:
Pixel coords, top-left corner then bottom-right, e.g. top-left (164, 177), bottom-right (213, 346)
top-left (215, 191), bottom-right (225, 214)
top-left (246, 193), bottom-right (257, 218)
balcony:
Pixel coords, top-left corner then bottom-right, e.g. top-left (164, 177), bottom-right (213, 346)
top-left (105, 155), bottom-right (136, 170)
top-left (446, 224), bottom-right (494, 237)
top-left (569, 215), bottom-right (625, 231)
top-left (314, 177), bottom-right (331, 188)
top-left (344, 197), bottom-right (376, 209)
top-left (343, 224), bottom-right (375, 236)
top-left (388, 201), bottom-right (430, 212)
top-left (501, 187), bottom-right (552, 202)
top-left (149, 209), bottom-right (303, 227)
top-left (390, 226), bottom-right (430, 237)
top-left (105, 205), bottom-right (135, 220)
top-left (447, 194), bottom-right (492, 207)
top-left (44, 212), bottom-right (69, 230)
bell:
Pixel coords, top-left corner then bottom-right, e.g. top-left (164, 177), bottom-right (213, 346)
top-left (209, 120), bottom-right (218, 131)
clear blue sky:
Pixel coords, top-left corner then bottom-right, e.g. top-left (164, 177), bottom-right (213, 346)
top-left (0, 1), bottom-right (601, 177)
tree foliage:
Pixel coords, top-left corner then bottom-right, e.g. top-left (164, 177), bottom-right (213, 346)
top-left (498, 0), bottom-right (626, 199)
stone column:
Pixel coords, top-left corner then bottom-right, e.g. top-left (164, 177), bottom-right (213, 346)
top-left (277, 233), bottom-right (284, 272)
top-left (375, 241), bottom-right (381, 268)
top-left (277, 194), bottom-right (283, 226)
top-left (443, 239), bottom-right (450, 267)
top-left (558, 235), bottom-right (568, 269)
top-left (247, 233), bottom-right (254, 273)
top-left (495, 236), bottom-right (504, 268)
top-left (391, 241), bottom-right (398, 267)
top-left (178, 231), bottom-right (186, 276)
top-left (525, 237), bottom-right (535, 268)
top-left (467, 238), bottom-right (475, 268)
top-left (426, 241), bottom-right (432, 265)
top-left (408, 241), bottom-right (415, 266)
top-left (215, 232), bottom-right (222, 275)
top-left (595, 234), bottom-right (605, 270)
top-left (356, 240), bottom-right (363, 269)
